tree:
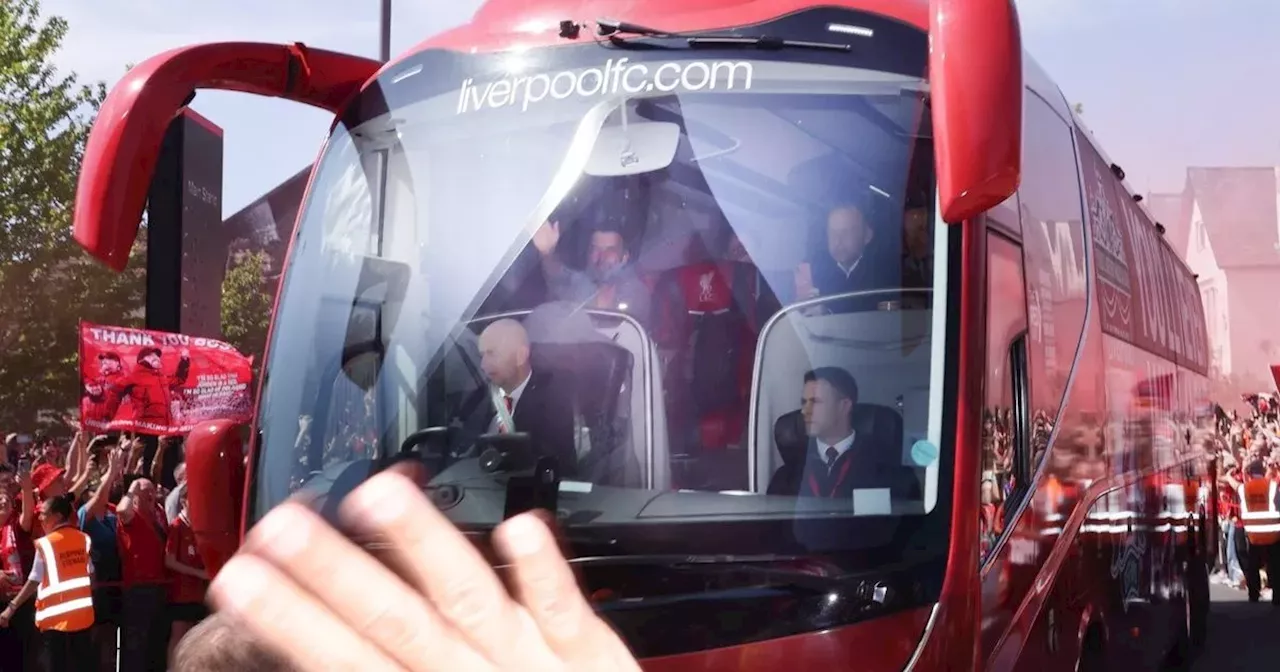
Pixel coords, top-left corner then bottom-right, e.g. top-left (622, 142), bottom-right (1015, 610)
top-left (221, 250), bottom-right (274, 376)
top-left (0, 0), bottom-right (143, 433)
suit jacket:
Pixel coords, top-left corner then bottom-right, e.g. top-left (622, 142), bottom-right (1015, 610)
top-left (809, 253), bottom-right (900, 313)
top-left (771, 435), bottom-right (919, 501)
top-left (459, 370), bottom-right (579, 480)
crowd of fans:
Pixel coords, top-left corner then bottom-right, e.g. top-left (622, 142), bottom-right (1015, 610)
top-left (1213, 392), bottom-right (1280, 599)
top-left (975, 387), bottom-right (1280, 598)
top-left (0, 430), bottom-right (207, 671)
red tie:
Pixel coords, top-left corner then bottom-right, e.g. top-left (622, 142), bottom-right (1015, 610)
top-left (499, 395), bottom-right (514, 433)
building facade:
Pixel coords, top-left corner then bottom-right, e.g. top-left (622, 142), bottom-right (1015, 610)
top-left (1150, 167), bottom-right (1280, 387)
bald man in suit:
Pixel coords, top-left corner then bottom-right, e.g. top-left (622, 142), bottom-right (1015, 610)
top-left (466, 319), bottom-right (578, 479)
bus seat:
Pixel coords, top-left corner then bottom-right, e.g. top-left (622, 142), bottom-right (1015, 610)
top-left (652, 261), bottom-right (763, 454)
top-left (766, 409), bottom-right (808, 495)
top-left (530, 341), bottom-right (640, 488)
top-left (850, 404), bottom-right (904, 461)
top-left (851, 403), bottom-right (924, 499)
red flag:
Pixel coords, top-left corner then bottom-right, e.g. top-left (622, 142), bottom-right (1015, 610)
top-left (79, 322), bottom-right (254, 435)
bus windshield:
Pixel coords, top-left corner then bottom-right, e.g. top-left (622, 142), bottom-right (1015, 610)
top-left (254, 11), bottom-right (954, 654)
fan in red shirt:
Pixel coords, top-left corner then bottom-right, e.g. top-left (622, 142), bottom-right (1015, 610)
top-left (165, 486), bottom-right (208, 665)
top-left (0, 492), bottom-right (27, 667)
top-left (117, 476), bottom-right (170, 671)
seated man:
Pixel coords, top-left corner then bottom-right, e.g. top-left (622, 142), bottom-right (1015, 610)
top-left (463, 318), bottom-right (578, 479)
top-left (769, 367), bottom-right (913, 500)
top-left (794, 202), bottom-right (897, 312)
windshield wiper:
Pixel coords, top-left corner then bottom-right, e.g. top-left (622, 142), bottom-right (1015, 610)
top-left (685, 36), bottom-right (851, 52)
top-left (562, 554), bottom-right (859, 594)
top-left (591, 18), bottom-right (852, 53)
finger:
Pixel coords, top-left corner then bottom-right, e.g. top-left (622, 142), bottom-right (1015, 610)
top-left (494, 514), bottom-right (640, 670)
top-left (207, 554), bottom-right (404, 671)
top-left (245, 503), bottom-right (493, 671)
top-left (339, 472), bottom-right (556, 668)
top-left (387, 458), bottom-right (430, 486)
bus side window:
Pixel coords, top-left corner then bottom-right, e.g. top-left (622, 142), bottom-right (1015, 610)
top-left (979, 232), bottom-right (1030, 565)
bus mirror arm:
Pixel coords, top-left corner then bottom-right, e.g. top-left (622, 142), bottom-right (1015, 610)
top-left (929, 0), bottom-right (1023, 223)
top-left (185, 418), bottom-right (249, 578)
top-left (73, 42), bottom-right (381, 272)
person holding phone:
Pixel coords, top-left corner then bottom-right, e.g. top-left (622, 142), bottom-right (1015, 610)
top-left (793, 201), bottom-right (897, 314)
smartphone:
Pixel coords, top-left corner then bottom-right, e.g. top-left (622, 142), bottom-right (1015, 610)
top-left (795, 262), bottom-right (815, 299)
top-left (17, 458), bottom-right (31, 476)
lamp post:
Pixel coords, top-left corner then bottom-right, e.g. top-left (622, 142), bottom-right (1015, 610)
top-left (379, 0), bottom-right (392, 62)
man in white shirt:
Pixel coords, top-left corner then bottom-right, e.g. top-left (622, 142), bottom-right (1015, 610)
top-left (801, 367), bottom-right (859, 476)
top-left (776, 366), bottom-right (912, 500)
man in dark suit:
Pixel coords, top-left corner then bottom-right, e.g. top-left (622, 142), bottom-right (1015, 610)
top-left (794, 202), bottom-right (898, 313)
top-left (469, 318), bottom-right (579, 479)
top-left (769, 367), bottom-right (913, 500)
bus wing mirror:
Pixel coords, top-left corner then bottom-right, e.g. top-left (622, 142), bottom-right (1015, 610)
top-left (929, 0), bottom-right (1023, 223)
top-left (185, 418), bottom-right (249, 577)
top-left (74, 42), bottom-right (381, 271)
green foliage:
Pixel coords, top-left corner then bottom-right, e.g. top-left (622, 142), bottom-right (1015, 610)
top-left (221, 250), bottom-right (274, 375)
top-left (0, 0), bottom-right (143, 434)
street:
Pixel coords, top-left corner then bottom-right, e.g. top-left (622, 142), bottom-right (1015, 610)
top-left (1192, 584), bottom-right (1280, 670)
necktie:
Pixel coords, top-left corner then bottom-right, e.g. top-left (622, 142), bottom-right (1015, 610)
top-left (825, 446), bottom-right (839, 468)
top-left (499, 395), bottom-right (514, 433)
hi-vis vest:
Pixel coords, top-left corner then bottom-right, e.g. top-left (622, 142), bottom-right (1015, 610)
top-left (33, 527), bottom-right (94, 632)
top-left (1238, 479), bottom-right (1280, 546)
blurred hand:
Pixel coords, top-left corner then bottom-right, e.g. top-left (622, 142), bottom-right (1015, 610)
top-left (208, 471), bottom-right (642, 671)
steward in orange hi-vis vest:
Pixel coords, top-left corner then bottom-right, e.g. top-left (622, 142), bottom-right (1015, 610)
top-left (1238, 477), bottom-right (1280, 546)
top-left (1237, 462), bottom-right (1280, 604)
top-left (0, 494), bottom-right (96, 671)
top-left (33, 527), bottom-right (95, 631)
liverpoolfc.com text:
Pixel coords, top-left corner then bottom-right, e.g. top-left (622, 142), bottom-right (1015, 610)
top-left (456, 58), bottom-right (754, 113)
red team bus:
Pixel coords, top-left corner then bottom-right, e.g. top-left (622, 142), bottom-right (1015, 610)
top-left (71, 0), bottom-right (1219, 668)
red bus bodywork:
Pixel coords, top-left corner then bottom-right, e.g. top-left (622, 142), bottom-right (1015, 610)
top-left (71, 0), bottom-right (1216, 669)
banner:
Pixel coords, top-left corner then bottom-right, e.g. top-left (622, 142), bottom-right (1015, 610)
top-left (79, 322), bottom-right (255, 435)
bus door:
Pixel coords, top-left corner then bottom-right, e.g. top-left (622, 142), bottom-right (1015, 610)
top-left (977, 229), bottom-right (1036, 668)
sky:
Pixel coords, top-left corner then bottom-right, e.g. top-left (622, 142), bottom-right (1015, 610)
top-left (44, 0), bottom-right (1280, 216)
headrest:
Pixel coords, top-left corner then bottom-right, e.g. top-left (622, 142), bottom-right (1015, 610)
top-left (851, 404), bottom-right (903, 448)
top-left (773, 410), bottom-right (809, 465)
top-left (524, 301), bottom-right (612, 345)
top-left (532, 340), bottom-right (629, 366)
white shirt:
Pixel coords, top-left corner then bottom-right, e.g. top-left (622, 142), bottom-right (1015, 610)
top-left (489, 372), bottom-right (532, 433)
top-left (816, 431), bottom-right (857, 469)
top-left (836, 255), bottom-right (864, 278)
